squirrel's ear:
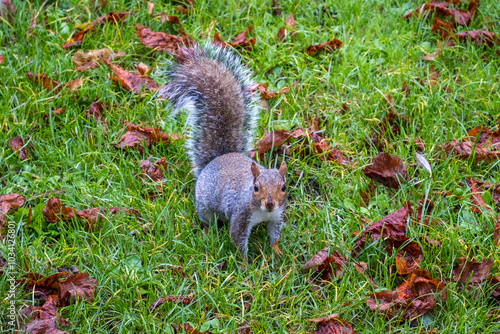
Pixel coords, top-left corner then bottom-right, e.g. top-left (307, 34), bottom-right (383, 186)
top-left (251, 162), bottom-right (261, 182)
top-left (278, 161), bottom-right (287, 179)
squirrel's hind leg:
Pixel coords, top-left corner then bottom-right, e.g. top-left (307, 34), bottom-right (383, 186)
top-left (195, 203), bottom-right (217, 228)
top-left (267, 220), bottom-right (283, 257)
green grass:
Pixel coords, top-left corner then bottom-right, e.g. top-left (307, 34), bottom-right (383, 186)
top-left (1, 0), bottom-right (500, 332)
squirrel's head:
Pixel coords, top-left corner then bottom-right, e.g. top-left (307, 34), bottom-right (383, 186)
top-left (251, 161), bottom-right (287, 212)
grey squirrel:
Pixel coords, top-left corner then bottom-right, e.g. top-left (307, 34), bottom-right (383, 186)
top-left (160, 43), bottom-right (287, 257)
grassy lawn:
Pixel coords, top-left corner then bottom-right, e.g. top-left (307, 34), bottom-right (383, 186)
top-left (1, 0), bottom-right (500, 332)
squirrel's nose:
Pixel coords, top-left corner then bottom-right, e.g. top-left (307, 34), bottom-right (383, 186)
top-left (265, 194), bottom-right (274, 210)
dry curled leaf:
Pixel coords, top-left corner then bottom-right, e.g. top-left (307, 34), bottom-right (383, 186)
top-left (308, 314), bottom-right (357, 334)
top-left (135, 23), bottom-right (193, 53)
top-left (0, 193), bottom-right (26, 232)
top-left (452, 257), bottom-right (493, 286)
top-left (0, 0), bottom-right (15, 22)
top-left (139, 157), bottom-right (169, 182)
top-left (439, 138), bottom-right (500, 162)
top-left (366, 269), bottom-right (446, 321)
top-left (17, 295), bottom-right (71, 334)
top-left (214, 26), bottom-right (255, 50)
top-left (85, 98), bottom-right (111, 130)
top-left (404, 0), bottom-right (478, 26)
top-left (302, 247), bottom-right (347, 282)
top-left (392, 238), bottom-right (423, 275)
top-left (248, 82), bottom-right (289, 100)
top-left (362, 152), bottom-right (408, 189)
top-left (72, 49), bottom-right (125, 71)
top-left (101, 57), bottom-right (158, 95)
top-left (9, 136), bottom-right (29, 160)
top-left (456, 30), bottom-right (499, 47)
top-left (27, 72), bottom-right (82, 94)
top-left (352, 203), bottom-right (411, 256)
top-left (306, 38), bottom-right (342, 55)
top-left (113, 122), bottom-right (181, 152)
top-left (311, 133), bottom-right (350, 165)
top-left (42, 197), bottom-right (140, 226)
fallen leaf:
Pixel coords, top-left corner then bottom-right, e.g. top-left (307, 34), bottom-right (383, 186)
top-left (362, 152), bottom-right (408, 189)
top-left (308, 314), bottom-right (357, 334)
top-left (17, 295), bottom-right (71, 334)
top-left (302, 247), bottom-right (329, 272)
top-left (26, 72), bottom-right (82, 94)
top-left (277, 12), bottom-right (296, 41)
top-left (139, 157), bottom-right (169, 182)
top-left (439, 138), bottom-right (500, 162)
top-left (0, 56), bottom-right (3, 64)
top-left (456, 30), bottom-right (499, 47)
top-left (0, 193), bottom-right (26, 232)
top-left (101, 58), bottom-right (158, 95)
top-left (113, 122), bottom-right (180, 151)
top-left (85, 97), bottom-right (111, 130)
top-left (62, 11), bottom-right (132, 48)
top-left (302, 247), bottom-right (347, 282)
top-left (248, 82), bottom-right (289, 99)
top-left (0, 0), bottom-right (15, 22)
top-left (182, 323), bottom-right (210, 334)
top-left (352, 203), bottom-right (411, 256)
top-left (58, 273), bottom-right (98, 307)
top-left (311, 133), bottom-right (350, 165)
top-left (466, 118), bottom-right (500, 148)
top-left (431, 17), bottom-right (455, 39)
top-left (306, 38), bottom-right (342, 55)
top-left (72, 49), bottom-right (125, 71)
top-left (149, 296), bottom-right (194, 313)
top-left (62, 23), bottom-right (95, 49)
top-left (366, 269), bottom-right (445, 321)
top-left (135, 23), bottom-right (193, 52)
top-left (9, 136), bottom-right (29, 160)
top-left (42, 197), bottom-right (140, 225)
top-left (452, 257), bottom-right (493, 286)
top-left (404, 0), bottom-right (478, 26)
top-left (392, 238), bottom-right (423, 275)
top-left (465, 177), bottom-right (492, 213)
top-left (253, 128), bottom-right (292, 157)
top-left (271, 0), bottom-right (282, 16)
top-left (214, 26), bottom-right (255, 50)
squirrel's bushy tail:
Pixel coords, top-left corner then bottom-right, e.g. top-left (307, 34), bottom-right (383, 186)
top-left (160, 43), bottom-right (259, 176)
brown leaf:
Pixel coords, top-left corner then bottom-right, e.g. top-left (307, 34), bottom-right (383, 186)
top-left (9, 136), bottom-right (29, 160)
top-left (149, 296), bottom-right (194, 313)
top-left (42, 197), bottom-right (75, 223)
top-left (271, 0), bottom-right (282, 16)
top-left (26, 72), bottom-right (82, 93)
top-left (0, 193), bottom-right (26, 232)
top-left (392, 239), bottom-right (423, 275)
top-left (72, 49), bottom-right (125, 71)
top-left (254, 128), bottom-right (292, 157)
top-left (414, 199), bottom-right (435, 222)
top-left (248, 82), bottom-right (288, 100)
top-left (183, 323), bottom-right (210, 334)
top-left (62, 23), bottom-right (95, 49)
top-left (404, 0), bottom-right (477, 26)
top-left (52, 107), bottom-right (65, 115)
top-left (139, 157), bottom-right (168, 182)
top-left (135, 23), bottom-right (193, 52)
top-left (42, 197), bottom-right (139, 225)
top-left (366, 269), bottom-right (445, 321)
top-left (101, 57), bottom-right (158, 95)
top-left (306, 38), bottom-right (342, 55)
top-left (0, 0), bottom-right (15, 22)
top-left (352, 203), bottom-right (411, 256)
top-left (431, 17), bottom-right (455, 39)
top-left (302, 247), bottom-right (347, 282)
top-left (452, 257), bottom-right (493, 285)
top-left (62, 11), bottom-right (132, 49)
top-left (362, 152), bottom-right (408, 189)
top-left (308, 314), bottom-right (357, 334)
top-left (311, 133), bottom-right (350, 165)
top-left (276, 27), bottom-right (286, 41)
top-left (214, 26), bottom-right (255, 50)
top-left (0, 55), bottom-right (3, 64)
top-left (465, 177), bottom-right (492, 213)
top-left (456, 30), bottom-right (499, 47)
top-left (113, 122), bottom-right (180, 151)
top-left (439, 138), bottom-right (500, 162)
top-left (18, 295), bottom-right (71, 333)
top-left (85, 98), bottom-right (111, 130)
top-left (58, 273), bottom-right (98, 307)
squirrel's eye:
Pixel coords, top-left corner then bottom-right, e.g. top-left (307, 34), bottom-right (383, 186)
top-left (281, 184), bottom-right (286, 192)
top-left (254, 184), bottom-right (259, 192)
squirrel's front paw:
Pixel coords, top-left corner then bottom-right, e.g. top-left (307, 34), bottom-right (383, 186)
top-left (271, 240), bottom-right (283, 258)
